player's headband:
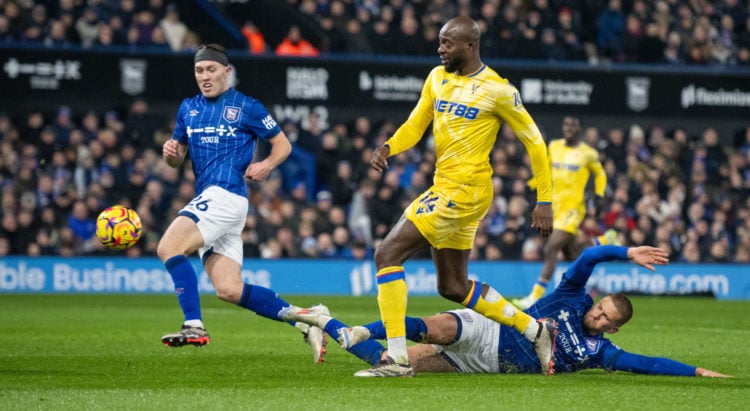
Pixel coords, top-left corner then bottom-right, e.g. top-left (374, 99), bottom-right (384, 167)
top-left (194, 44), bottom-right (229, 66)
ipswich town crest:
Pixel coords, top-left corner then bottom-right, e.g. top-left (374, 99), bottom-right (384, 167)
top-left (223, 106), bottom-right (241, 123)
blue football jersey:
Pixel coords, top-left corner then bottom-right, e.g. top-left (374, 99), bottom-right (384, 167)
top-left (497, 246), bottom-right (628, 373)
top-left (172, 88), bottom-right (282, 197)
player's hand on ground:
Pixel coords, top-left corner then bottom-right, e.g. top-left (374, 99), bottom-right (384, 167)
top-left (531, 203), bottom-right (552, 237)
top-left (627, 246), bottom-right (669, 271)
top-left (369, 145), bottom-right (390, 173)
top-left (696, 367), bottom-right (732, 378)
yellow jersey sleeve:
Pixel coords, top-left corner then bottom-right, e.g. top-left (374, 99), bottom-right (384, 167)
top-left (385, 68), bottom-right (437, 156)
top-left (388, 65), bottom-right (550, 200)
top-left (493, 83), bottom-right (551, 203)
top-left (590, 151), bottom-right (607, 197)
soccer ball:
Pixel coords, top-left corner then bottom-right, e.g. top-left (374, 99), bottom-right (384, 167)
top-left (95, 205), bottom-right (142, 250)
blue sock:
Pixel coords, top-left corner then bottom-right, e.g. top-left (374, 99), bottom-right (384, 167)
top-left (350, 340), bottom-right (386, 365)
top-left (237, 284), bottom-right (289, 321)
top-left (165, 255), bottom-right (201, 322)
top-left (365, 316), bottom-right (428, 342)
top-left (323, 316), bottom-right (385, 365)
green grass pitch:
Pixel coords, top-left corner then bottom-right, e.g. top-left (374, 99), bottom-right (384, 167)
top-left (1, 294), bottom-right (748, 410)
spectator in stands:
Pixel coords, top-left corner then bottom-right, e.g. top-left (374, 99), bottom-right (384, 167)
top-left (315, 14), bottom-right (343, 52)
top-left (115, 0), bottom-right (138, 32)
top-left (329, 160), bottom-right (356, 208)
top-left (621, 14), bottom-right (644, 62)
top-left (180, 30), bottom-right (201, 51)
top-left (67, 199), bottom-right (96, 244)
top-left (662, 30), bottom-right (684, 64)
top-left (75, 7), bottom-right (101, 48)
top-left (685, 24), bottom-right (713, 65)
top-left (316, 232), bottom-right (337, 258)
top-left (394, 15), bottom-right (426, 55)
top-left (123, 98), bottom-right (160, 152)
top-left (241, 20), bottom-right (266, 54)
top-left (102, 14), bottom-right (125, 44)
top-left (539, 27), bottom-right (567, 61)
top-left (132, 10), bottom-right (157, 46)
top-left (596, 0), bottom-right (626, 61)
top-left (515, 24), bottom-right (543, 60)
top-left (93, 23), bottom-right (117, 47)
top-left (159, 4), bottom-right (188, 52)
top-left (369, 19), bottom-right (394, 54)
top-left (343, 18), bottom-right (372, 54)
top-left (699, 127), bottom-right (729, 187)
top-left (276, 25), bottom-right (319, 57)
top-left (148, 26), bottom-right (171, 52)
top-left (0, 14), bottom-right (13, 42)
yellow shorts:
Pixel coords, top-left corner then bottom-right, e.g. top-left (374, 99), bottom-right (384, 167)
top-left (404, 174), bottom-right (492, 250)
top-left (553, 205), bottom-right (585, 235)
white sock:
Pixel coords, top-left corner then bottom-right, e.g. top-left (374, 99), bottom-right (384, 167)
top-left (277, 305), bottom-right (294, 320)
top-left (387, 337), bottom-right (409, 364)
top-left (184, 319), bottom-right (204, 328)
top-left (523, 320), bottom-right (540, 342)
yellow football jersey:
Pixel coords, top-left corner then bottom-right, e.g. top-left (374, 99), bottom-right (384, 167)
top-left (542, 139), bottom-right (606, 233)
top-left (385, 65), bottom-right (551, 203)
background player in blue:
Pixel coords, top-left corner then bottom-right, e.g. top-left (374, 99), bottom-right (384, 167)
top-left (286, 245), bottom-right (730, 377)
top-left (158, 44), bottom-right (327, 362)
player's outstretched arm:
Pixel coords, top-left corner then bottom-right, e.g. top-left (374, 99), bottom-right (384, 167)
top-left (626, 246), bottom-right (669, 272)
top-left (613, 352), bottom-right (731, 377)
top-left (695, 367), bottom-right (733, 378)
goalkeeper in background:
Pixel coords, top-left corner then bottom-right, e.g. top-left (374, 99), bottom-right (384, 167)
top-left (514, 116), bottom-right (614, 310)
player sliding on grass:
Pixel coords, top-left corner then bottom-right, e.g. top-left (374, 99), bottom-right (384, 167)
top-left (287, 245), bottom-right (731, 377)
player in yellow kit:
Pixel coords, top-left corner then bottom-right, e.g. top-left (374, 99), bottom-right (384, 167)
top-left (513, 116), bottom-right (610, 310)
top-left (359, 16), bottom-right (555, 377)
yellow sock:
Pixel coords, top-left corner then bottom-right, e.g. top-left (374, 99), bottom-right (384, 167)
top-left (376, 266), bottom-right (408, 339)
top-left (462, 281), bottom-right (532, 334)
top-left (531, 282), bottom-right (547, 300)
top-left (595, 229), bottom-right (620, 246)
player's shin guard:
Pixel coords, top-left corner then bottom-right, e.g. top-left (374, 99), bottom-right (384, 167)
top-left (376, 266), bottom-right (408, 363)
top-left (165, 255), bottom-right (202, 322)
top-left (462, 280), bottom-right (532, 334)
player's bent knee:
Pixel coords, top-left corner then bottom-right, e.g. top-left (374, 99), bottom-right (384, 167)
top-left (213, 284), bottom-right (241, 304)
top-left (436, 285), bottom-right (465, 303)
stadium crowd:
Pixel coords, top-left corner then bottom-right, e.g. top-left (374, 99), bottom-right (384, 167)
top-left (1, 1), bottom-right (750, 65)
top-left (284, 0), bottom-right (750, 65)
top-left (1, 98), bottom-right (749, 263)
top-left (0, 0), bottom-right (749, 262)
top-left (0, 0), bottom-right (199, 51)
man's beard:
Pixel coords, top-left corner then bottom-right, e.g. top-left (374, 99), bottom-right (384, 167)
top-left (444, 56), bottom-right (463, 73)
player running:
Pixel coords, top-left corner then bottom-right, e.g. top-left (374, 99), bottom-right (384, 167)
top-left (514, 116), bottom-right (613, 310)
top-left (362, 15), bottom-right (555, 377)
top-left (158, 43), bottom-right (326, 362)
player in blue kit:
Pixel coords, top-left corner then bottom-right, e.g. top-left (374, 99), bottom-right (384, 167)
top-left (287, 245), bottom-right (730, 376)
top-left (158, 44), bottom-right (327, 362)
